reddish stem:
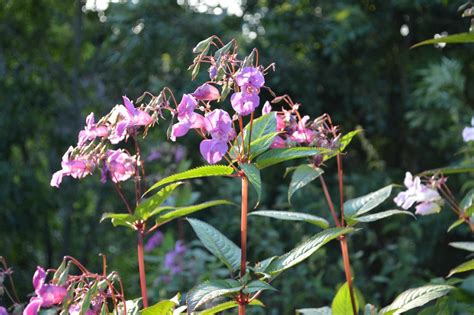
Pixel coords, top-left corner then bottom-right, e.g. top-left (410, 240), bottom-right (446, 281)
top-left (319, 176), bottom-right (341, 227)
top-left (239, 175), bottom-right (249, 315)
top-left (340, 236), bottom-right (357, 314)
top-left (137, 229), bottom-right (148, 308)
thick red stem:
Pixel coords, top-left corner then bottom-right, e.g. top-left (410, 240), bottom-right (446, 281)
top-left (239, 175), bottom-right (249, 315)
top-left (137, 230), bottom-right (148, 308)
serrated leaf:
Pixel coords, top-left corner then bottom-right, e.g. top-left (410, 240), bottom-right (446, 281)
top-left (331, 282), bottom-right (360, 315)
top-left (186, 279), bottom-right (242, 312)
top-left (141, 299), bottom-right (176, 315)
top-left (266, 227), bottom-right (352, 275)
top-left (200, 299), bottom-right (264, 315)
top-left (352, 210), bottom-right (415, 223)
top-left (449, 242), bottom-right (474, 252)
top-left (192, 36), bottom-right (213, 54)
top-left (447, 259), bottom-right (474, 277)
top-left (288, 165), bottom-right (324, 203)
top-left (155, 200), bottom-right (233, 226)
top-left (255, 147), bottom-right (323, 169)
top-left (146, 165), bottom-right (234, 194)
top-left (136, 182), bottom-right (183, 220)
top-left (242, 280), bottom-right (276, 294)
top-left (344, 185), bottom-right (392, 218)
top-left (411, 32), bottom-right (474, 48)
top-left (240, 163), bottom-right (262, 206)
top-left (379, 285), bottom-right (453, 314)
top-left (296, 307), bottom-right (332, 315)
top-left (100, 213), bottom-right (137, 229)
top-left (447, 218), bottom-right (464, 233)
top-left (249, 210), bottom-right (329, 229)
top-left (187, 218), bottom-right (240, 271)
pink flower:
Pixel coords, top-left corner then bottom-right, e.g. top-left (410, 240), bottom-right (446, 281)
top-left (462, 117), bottom-right (474, 142)
top-left (192, 83), bottom-right (220, 101)
top-left (199, 109), bottom-right (235, 164)
top-left (230, 92), bottom-right (260, 116)
top-left (0, 306), bottom-right (8, 315)
top-left (271, 136), bottom-right (286, 148)
top-left (289, 116), bottom-right (316, 144)
top-left (170, 94), bottom-right (205, 141)
top-left (262, 101), bottom-right (272, 115)
top-left (235, 67), bottom-right (265, 89)
top-left (200, 139), bottom-right (228, 164)
top-left (51, 147), bottom-right (95, 188)
top-left (78, 113), bottom-right (109, 146)
top-left (102, 149), bottom-right (136, 183)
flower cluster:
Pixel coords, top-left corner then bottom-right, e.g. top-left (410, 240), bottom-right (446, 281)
top-left (230, 67), bottom-right (265, 116)
top-left (51, 96), bottom-right (158, 187)
top-left (144, 231), bottom-right (164, 252)
top-left (24, 267), bottom-right (67, 315)
top-left (394, 172), bottom-right (444, 215)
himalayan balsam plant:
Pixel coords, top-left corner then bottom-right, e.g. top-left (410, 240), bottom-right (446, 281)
top-left (13, 32), bottom-right (470, 315)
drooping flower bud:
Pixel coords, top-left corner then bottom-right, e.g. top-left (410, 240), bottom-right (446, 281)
top-left (192, 83), bottom-right (220, 101)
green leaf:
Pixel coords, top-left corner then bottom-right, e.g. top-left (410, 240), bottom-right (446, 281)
top-left (448, 260), bottom-right (474, 277)
top-left (191, 62), bottom-right (201, 80)
top-left (352, 210), bottom-right (415, 224)
top-left (81, 282), bottom-right (98, 314)
top-left (136, 182), bottom-right (183, 220)
top-left (266, 227), bottom-right (353, 275)
top-left (460, 188), bottom-right (474, 211)
top-left (200, 299), bottom-right (264, 315)
top-left (192, 36), bottom-right (213, 54)
top-left (146, 165), bottom-right (234, 194)
top-left (331, 282), bottom-right (360, 315)
top-left (214, 40), bottom-right (234, 64)
top-left (419, 165), bottom-right (474, 176)
top-left (242, 280), bottom-right (276, 294)
top-left (255, 147), bottom-right (323, 169)
top-left (249, 210), bottom-right (329, 229)
top-left (296, 307), bottom-right (332, 314)
top-left (411, 32), bottom-right (474, 49)
top-left (379, 285), bottom-right (453, 314)
top-left (141, 299), bottom-right (176, 315)
top-left (288, 165), bottom-right (324, 203)
top-left (249, 132), bottom-right (281, 159)
top-left (186, 279), bottom-right (242, 312)
top-left (344, 185), bottom-right (393, 218)
top-left (187, 218), bottom-right (240, 271)
top-left (447, 218), bottom-right (465, 233)
top-left (100, 213), bottom-right (137, 229)
top-left (155, 200), bottom-right (233, 226)
top-left (449, 242), bottom-right (474, 252)
top-left (240, 163), bottom-right (262, 206)
top-left (338, 129), bottom-right (361, 153)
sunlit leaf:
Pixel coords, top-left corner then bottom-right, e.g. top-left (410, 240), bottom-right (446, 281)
top-left (447, 218), bottom-right (464, 233)
top-left (100, 213), bottom-right (137, 229)
top-left (249, 210), bottom-right (329, 229)
top-left (255, 148), bottom-right (323, 169)
top-left (192, 36), bottom-right (213, 54)
top-left (331, 282), bottom-right (360, 315)
top-left (200, 299), bottom-right (264, 315)
top-left (186, 279), bottom-right (242, 312)
top-left (411, 32), bottom-right (474, 49)
top-left (141, 299), bottom-right (176, 315)
top-left (447, 260), bottom-right (474, 277)
top-left (296, 307), bottom-right (332, 314)
top-left (155, 200), bottom-right (233, 226)
top-left (449, 242), bottom-right (474, 252)
top-left (344, 185), bottom-right (393, 218)
top-left (352, 210), bottom-right (415, 224)
top-left (136, 182), bottom-right (183, 220)
top-left (242, 280), bottom-right (276, 294)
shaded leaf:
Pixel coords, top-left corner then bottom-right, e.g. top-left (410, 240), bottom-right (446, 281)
top-left (352, 210), bottom-right (415, 223)
top-left (447, 259), bottom-right (474, 277)
top-left (240, 163), bottom-right (262, 206)
top-left (449, 242), bottom-right (474, 252)
top-left (187, 218), bottom-right (240, 271)
top-left (447, 219), bottom-right (464, 233)
top-left (411, 32), bottom-right (474, 48)
top-left (460, 188), bottom-right (474, 211)
top-left (249, 210), bottom-right (329, 229)
top-left (186, 279), bottom-right (242, 312)
top-left (419, 165), bottom-right (474, 176)
top-left (155, 200), bottom-right (233, 226)
top-left (288, 165), bottom-right (324, 203)
top-left (242, 280), bottom-right (276, 294)
top-left (344, 185), bottom-right (392, 218)
top-left (255, 148), bottom-right (323, 169)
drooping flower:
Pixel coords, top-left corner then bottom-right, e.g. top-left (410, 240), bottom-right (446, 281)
top-left (145, 231), bottom-right (164, 252)
top-left (235, 67), bottom-right (265, 89)
top-left (170, 94), bottom-right (205, 141)
top-left (0, 306), bottom-right (7, 315)
top-left (50, 147), bottom-right (95, 188)
top-left (230, 91), bottom-right (260, 116)
top-left (199, 109), bottom-right (235, 164)
top-left (23, 267), bottom-right (67, 315)
top-left (101, 149), bottom-right (136, 183)
top-left (289, 116), bottom-right (316, 144)
top-left (462, 117), bottom-right (474, 142)
top-left (394, 172), bottom-right (443, 216)
top-left (192, 83), bottom-right (220, 101)
top-left (78, 113), bottom-right (109, 147)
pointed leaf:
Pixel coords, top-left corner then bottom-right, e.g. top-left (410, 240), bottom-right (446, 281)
top-left (186, 279), bottom-right (242, 312)
top-left (146, 165), bottom-right (234, 194)
top-left (447, 259), bottom-right (474, 277)
top-left (288, 165), bottom-right (324, 203)
top-left (255, 148), bottom-right (323, 169)
top-left (344, 185), bottom-right (393, 218)
top-left (331, 282), bottom-right (360, 314)
top-left (240, 163), bottom-right (262, 206)
top-left (352, 210), bottom-right (415, 223)
top-left (249, 210), bottom-right (329, 229)
top-left (460, 188), bottom-right (474, 211)
top-left (242, 280), bottom-right (276, 294)
top-left (296, 307), bottom-right (332, 315)
top-left (200, 299), bottom-right (264, 315)
top-left (249, 132), bottom-right (281, 159)
top-left (214, 40), bottom-right (234, 64)
top-left (80, 282), bottom-right (98, 314)
top-left (136, 182), bottom-right (183, 220)
top-left (379, 285), bottom-right (453, 314)
top-left (155, 200), bottom-right (233, 226)
top-left (266, 227), bottom-right (353, 275)
top-left (447, 219), bottom-right (465, 233)
top-left (411, 32), bottom-right (474, 49)
top-left (192, 36), bottom-right (213, 54)
top-left (449, 242), bottom-right (474, 252)
top-left (187, 218), bottom-right (240, 271)
top-left (100, 213), bottom-right (137, 229)
top-left (141, 299), bottom-right (176, 315)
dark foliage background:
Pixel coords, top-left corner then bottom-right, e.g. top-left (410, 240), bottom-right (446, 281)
top-left (1, 0), bottom-right (473, 313)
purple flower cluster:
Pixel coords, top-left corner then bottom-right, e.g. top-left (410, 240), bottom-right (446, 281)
top-left (23, 267), bottom-right (67, 315)
top-left (200, 109), bottom-right (236, 164)
top-left (51, 96), bottom-right (154, 188)
top-left (163, 240), bottom-right (186, 275)
top-left (144, 231), bottom-right (164, 252)
top-left (394, 172), bottom-right (443, 215)
top-left (0, 307), bottom-right (7, 315)
top-left (231, 67), bottom-right (265, 116)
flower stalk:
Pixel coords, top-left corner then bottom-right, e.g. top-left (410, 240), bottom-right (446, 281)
top-left (137, 227), bottom-right (148, 308)
top-left (239, 174), bottom-right (249, 315)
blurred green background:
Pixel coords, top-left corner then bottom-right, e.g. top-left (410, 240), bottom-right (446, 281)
top-left (1, 0), bottom-right (474, 313)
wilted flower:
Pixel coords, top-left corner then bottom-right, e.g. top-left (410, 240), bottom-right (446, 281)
top-left (78, 113), bottom-right (109, 147)
top-left (50, 147), bottom-right (95, 188)
top-left (200, 109), bottom-right (235, 164)
top-left (192, 83), bottom-right (220, 101)
top-left (145, 231), bottom-right (164, 252)
top-left (462, 117), bottom-right (474, 142)
top-left (101, 149), bottom-right (136, 183)
top-left (394, 172), bottom-right (443, 215)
